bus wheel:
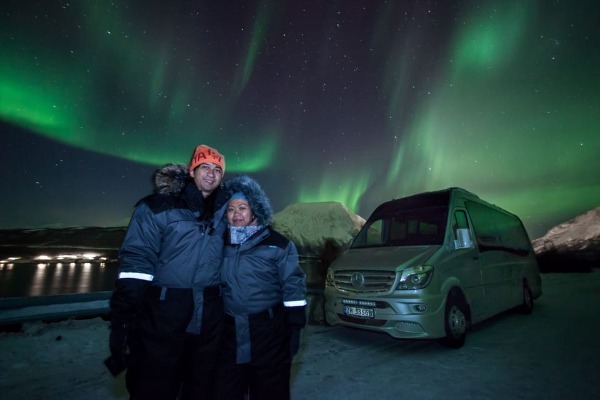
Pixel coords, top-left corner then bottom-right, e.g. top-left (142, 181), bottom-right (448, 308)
top-left (440, 294), bottom-right (468, 348)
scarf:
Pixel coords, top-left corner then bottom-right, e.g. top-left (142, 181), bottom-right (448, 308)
top-left (229, 225), bottom-right (263, 245)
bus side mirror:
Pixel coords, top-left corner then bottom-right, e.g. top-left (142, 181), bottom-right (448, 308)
top-left (454, 228), bottom-right (473, 249)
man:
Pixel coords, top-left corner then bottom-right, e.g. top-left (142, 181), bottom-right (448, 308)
top-left (106, 144), bottom-right (229, 399)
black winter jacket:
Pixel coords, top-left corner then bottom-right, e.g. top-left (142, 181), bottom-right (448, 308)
top-left (110, 164), bottom-right (228, 334)
top-left (221, 226), bottom-right (307, 363)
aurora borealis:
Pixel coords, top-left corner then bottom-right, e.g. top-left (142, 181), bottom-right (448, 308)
top-left (1, 0), bottom-right (598, 238)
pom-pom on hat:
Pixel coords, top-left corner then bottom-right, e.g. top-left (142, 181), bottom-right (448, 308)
top-left (189, 144), bottom-right (225, 174)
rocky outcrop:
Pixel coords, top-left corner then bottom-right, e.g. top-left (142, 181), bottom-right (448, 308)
top-left (272, 201), bottom-right (365, 258)
top-left (532, 207), bottom-right (600, 272)
top-left (271, 202), bottom-right (366, 324)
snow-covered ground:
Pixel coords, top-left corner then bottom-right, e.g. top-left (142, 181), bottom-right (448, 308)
top-left (1, 271), bottom-right (599, 400)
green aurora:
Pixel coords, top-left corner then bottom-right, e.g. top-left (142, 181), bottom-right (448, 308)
top-left (1, 0), bottom-right (598, 237)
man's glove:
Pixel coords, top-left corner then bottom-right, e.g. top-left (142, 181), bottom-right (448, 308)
top-left (105, 278), bottom-right (148, 376)
top-left (104, 322), bottom-right (131, 376)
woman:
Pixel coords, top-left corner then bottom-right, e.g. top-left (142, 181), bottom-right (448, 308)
top-left (213, 175), bottom-right (307, 400)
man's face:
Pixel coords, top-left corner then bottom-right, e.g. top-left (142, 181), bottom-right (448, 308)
top-left (190, 163), bottom-right (223, 197)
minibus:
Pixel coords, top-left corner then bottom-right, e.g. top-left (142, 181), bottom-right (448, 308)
top-left (324, 187), bottom-right (542, 347)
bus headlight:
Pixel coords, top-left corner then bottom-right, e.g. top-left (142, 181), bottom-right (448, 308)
top-left (397, 265), bottom-right (433, 290)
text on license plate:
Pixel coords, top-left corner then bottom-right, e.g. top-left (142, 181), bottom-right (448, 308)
top-left (343, 306), bottom-right (374, 318)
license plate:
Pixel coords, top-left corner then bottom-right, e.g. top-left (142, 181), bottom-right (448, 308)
top-left (343, 306), bottom-right (374, 318)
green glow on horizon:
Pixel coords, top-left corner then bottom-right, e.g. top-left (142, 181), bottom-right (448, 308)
top-left (225, 126), bottom-right (280, 172)
top-left (483, 183), bottom-right (600, 237)
top-left (298, 170), bottom-right (372, 214)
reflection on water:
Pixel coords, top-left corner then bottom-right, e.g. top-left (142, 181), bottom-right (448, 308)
top-left (0, 252), bottom-right (326, 298)
top-left (0, 252), bottom-right (119, 297)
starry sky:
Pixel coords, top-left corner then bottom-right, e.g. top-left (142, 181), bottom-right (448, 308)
top-left (1, 0), bottom-right (598, 239)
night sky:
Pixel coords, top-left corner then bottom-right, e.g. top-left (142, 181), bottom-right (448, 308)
top-left (1, 0), bottom-right (598, 239)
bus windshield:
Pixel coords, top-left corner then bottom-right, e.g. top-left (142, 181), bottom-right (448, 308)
top-left (351, 206), bottom-right (448, 248)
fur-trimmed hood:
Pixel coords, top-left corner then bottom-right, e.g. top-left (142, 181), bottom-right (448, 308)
top-left (152, 163), bottom-right (190, 195)
top-left (223, 175), bottom-right (273, 226)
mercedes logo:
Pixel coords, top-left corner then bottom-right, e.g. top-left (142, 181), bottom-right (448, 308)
top-left (351, 272), bottom-right (365, 288)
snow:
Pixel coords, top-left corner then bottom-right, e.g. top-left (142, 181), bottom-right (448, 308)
top-left (1, 272), bottom-right (599, 400)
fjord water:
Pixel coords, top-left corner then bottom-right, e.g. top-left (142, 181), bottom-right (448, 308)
top-left (0, 257), bottom-right (325, 298)
top-left (0, 260), bottom-right (119, 297)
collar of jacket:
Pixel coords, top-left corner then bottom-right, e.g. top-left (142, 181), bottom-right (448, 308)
top-left (228, 225), bottom-right (270, 248)
top-left (181, 181), bottom-right (206, 212)
top-left (153, 164), bottom-right (188, 194)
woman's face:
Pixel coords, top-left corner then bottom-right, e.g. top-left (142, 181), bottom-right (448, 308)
top-left (227, 198), bottom-right (256, 227)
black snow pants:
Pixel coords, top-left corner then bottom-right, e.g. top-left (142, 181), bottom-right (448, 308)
top-left (126, 285), bottom-right (224, 400)
top-left (213, 306), bottom-right (292, 400)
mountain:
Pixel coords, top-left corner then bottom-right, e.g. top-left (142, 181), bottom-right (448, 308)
top-left (0, 227), bottom-right (126, 249)
top-left (0, 202), bottom-right (365, 263)
top-left (1, 203), bottom-right (598, 273)
top-left (0, 227), bottom-right (126, 261)
top-left (531, 207), bottom-right (600, 272)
